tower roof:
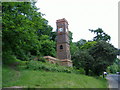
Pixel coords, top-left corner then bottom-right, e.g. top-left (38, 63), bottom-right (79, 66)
top-left (56, 18), bottom-right (68, 24)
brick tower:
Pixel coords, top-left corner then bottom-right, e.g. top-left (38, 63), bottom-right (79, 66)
top-left (56, 18), bottom-right (72, 67)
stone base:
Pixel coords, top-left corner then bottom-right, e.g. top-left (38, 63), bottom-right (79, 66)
top-left (43, 56), bottom-right (73, 67)
top-left (60, 59), bottom-right (73, 67)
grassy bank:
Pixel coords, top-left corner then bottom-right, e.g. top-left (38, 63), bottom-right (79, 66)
top-left (2, 66), bottom-right (108, 88)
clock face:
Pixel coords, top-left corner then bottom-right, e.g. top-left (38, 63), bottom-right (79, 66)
top-left (58, 28), bottom-right (63, 32)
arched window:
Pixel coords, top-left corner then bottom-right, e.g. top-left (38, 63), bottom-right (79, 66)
top-left (60, 45), bottom-right (63, 49)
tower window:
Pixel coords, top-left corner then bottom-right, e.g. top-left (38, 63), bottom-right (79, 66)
top-left (60, 45), bottom-right (63, 49)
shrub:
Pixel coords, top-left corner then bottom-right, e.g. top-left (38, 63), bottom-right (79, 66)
top-left (38, 57), bottom-right (46, 62)
top-left (26, 60), bottom-right (74, 73)
top-left (71, 67), bottom-right (85, 74)
top-left (2, 52), bottom-right (16, 65)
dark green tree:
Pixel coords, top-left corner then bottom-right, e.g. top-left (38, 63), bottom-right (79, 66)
top-left (72, 50), bottom-right (94, 75)
top-left (89, 41), bottom-right (117, 76)
top-left (50, 31), bottom-right (56, 41)
top-left (89, 28), bottom-right (111, 42)
top-left (70, 42), bottom-right (79, 60)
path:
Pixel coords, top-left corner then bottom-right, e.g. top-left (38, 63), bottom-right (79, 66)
top-left (106, 74), bottom-right (120, 90)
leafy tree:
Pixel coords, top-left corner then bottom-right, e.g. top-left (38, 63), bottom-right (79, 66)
top-left (39, 35), bottom-right (56, 57)
top-left (71, 40), bottom-right (96, 75)
top-left (2, 2), bottom-right (39, 61)
top-left (107, 58), bottom-right (120, 73)
top-left (72, 50), bottom-right (94, 75)
top-left (70, 42), bottom-right (79, 60)
top-left (2, 2), bottom-right (55, 63)
top-left (89, 28), bottom-right (111, 42)
top-left (89, 41), bottom-right (117, 76)
top-left (72, 40), bottom-right (117, 76)
top-left (107, 63), bottom-right (118, 73)
top-left (80, 41), bottom-right (97, 50)
top-left (70, 39), bottom-right (87, 61)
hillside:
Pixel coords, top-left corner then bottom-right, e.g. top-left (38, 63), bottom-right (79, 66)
top-left (3, 66), bottom-right (108, 88)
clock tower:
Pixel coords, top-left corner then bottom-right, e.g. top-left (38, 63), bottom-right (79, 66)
top-left (56, 18), bottom-right (72, 67)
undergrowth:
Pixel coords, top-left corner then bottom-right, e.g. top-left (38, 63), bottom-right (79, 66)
top-left (20, 60), bottom-right (85, 74)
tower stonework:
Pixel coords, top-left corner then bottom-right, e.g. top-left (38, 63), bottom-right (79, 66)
top-left (56, 18), bottom-right (72, 67)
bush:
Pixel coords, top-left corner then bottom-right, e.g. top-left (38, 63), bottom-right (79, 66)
top-left (2, 52), bottom-right (22, 66)
top-left (38, 57), bottom-right (46, 62)
top-left (71, 67), bottom-right (85, 74)
top-left (25, 60), bottom-right (75, 73)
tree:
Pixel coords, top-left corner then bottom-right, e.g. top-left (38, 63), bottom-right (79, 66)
top-left (72, 40), bottom-right (117, 76)
top-left (72, 50), bottom-right (94, 75)
top-left (2, 2), bottom-right (55, 63)
top-left (39, 35), bottom-right (56, 57)
top-left (70, 42), bottom-right (79, 60)
top-left (71, 28), bottom-right (117, 76)
top-left (3, 2), bottom-right (40, 61)
top-left (71, 40), bottom-right (96, 75)
top-left (89, 41), bottom-right (117, 76)
top-left (80, 41), bottom-right (97, 50)
top-left (89, 28), bottom-right (111, 42)
top-left (107, 58), bottom-right (120, 73)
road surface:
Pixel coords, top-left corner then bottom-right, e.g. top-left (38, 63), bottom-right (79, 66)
top-left (106, 74), bottom-right (120, 89)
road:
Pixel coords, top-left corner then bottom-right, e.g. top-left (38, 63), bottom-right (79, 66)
top-left (106, 74), bottom-right (120, 89)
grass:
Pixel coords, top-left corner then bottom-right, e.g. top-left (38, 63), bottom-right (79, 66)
top-left (2, 65), bottom-right (108, 88)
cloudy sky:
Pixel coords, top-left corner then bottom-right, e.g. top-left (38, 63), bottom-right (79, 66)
top-left (36, 0), bottom-right (119, 48)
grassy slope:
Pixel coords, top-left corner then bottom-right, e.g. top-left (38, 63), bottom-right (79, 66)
top-left (2, 66), bottom-right (108, 88)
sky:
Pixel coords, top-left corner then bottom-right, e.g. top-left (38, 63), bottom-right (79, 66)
top-left (36, 0), bottom-right (119, 48)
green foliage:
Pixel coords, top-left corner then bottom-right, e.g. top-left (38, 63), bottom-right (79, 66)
top-left (71, 28), bottom-right (117, 76)
top-left (73, 68), bottom-right (85, 74)
top-left (2, 2), bottom-right (56, 63)
top-left (89, 28), bottom-right (111, 42)
top-left (38, 57), bottom-right (46, 62)
top-left (50, 31), bottom-right (56, 41)
top-left (70, 40), bottom-right (97, 75)
top-left (80, 41), bottom-right (97, 50)
top-left (75, 39), bottom-right (87, 48)
top-left (26, 61), bottom-right (74, 73)
top-left (72, 39), bottom-right (117, 76)
top-left (72, 50), bottom-right (94, 75)
top-left (107, 58), bottom-right (120, 73)
top-left (107, 64), bottom-right (118, 73)
top-left (2, 51), bottom-right (21, 65)
top-left (68, 31), bottom-right (73, 44)
top-left (39, 35), bottom-right (56, 57)
top-left (70, 42), bottom-right (79, 60)
top-left (2, 51), bottom-right (28, 67)
top-left (89, 41), bottom-right (117, 76)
